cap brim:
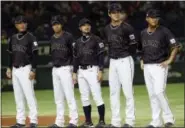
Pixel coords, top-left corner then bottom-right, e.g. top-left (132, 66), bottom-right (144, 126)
top-left (51, 21), bottom-right (61, 25)
top-left (79, 22), bottom-right (91, 27)
top-left (14, 21), bottom-right (27, 24)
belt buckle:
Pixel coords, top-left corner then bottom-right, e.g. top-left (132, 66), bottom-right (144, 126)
top-left (87, 65), bottom-right (92, 69)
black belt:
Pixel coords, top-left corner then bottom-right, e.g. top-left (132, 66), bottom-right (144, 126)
top-left (111, 57), bottom-right (124, 59)
top-left (53, 64), bottom-right (69, 68)
top-left (14, 64), bottom-right (28, 68)
top-left (79, 65), bottom-right (93, 70)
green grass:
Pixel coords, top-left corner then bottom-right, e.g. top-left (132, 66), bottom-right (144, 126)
top-left (2, 83), bottom-right (184, 127)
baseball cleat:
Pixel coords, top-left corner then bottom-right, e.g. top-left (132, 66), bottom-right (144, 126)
top-left (10, 123), bottom-right (25, 128)
top-left (145, 125), bottom-right (155, 128)
top-left (95, 121), bottom-right (106, 128)
top-left (66, 123), bottom-right (77, 128)
top-left (29, 123), bottom-right (37, 128)
top-left (164, 122), bottom-right (174, 128)
top-left (122, 123), bottom-right (133, 128)
top-left (106, 124), bottom-right (118, 128)
top-left (79, 122), bottom-right (94, 128)
top-left (48, 124), bottom-right (62, 128)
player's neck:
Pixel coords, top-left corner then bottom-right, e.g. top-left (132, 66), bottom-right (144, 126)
top-left (18, 30), bottom-right (27, 35)
top-left (111, 20), bottom-right (122, 27)
top-left (54, 30), bottom-right (63, 38)
top-left (82, 32), bottom-right (91, 37)
top-left (148, 25), bottom-right (159, 32)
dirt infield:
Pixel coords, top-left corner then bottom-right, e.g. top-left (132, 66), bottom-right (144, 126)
top-left (1, 115), bottom-right (85, 127)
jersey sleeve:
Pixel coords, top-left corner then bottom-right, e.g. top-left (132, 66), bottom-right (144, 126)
top-left (7, 37), bottom-right (12, 53)
top-left (100, 27), bottom-right (108, 46)
top-left (137, 31), bottom-right (144, 60)
top-left (68, 33), bottom-right (75, 52)
top-left (95, 36), bottom-right (105, 71)
top-left (7, 37), bottom-right (13, 68)
top-left (164, 28), bottom-right (180, 48)
top-left (72, 40), bottom-right (79, 73)
top-left (30, 34), bottom-right (39, 52)
top-left (96, 36), bottom-right (105, 54)
top-left (125, 24), bottom-right (137, 45)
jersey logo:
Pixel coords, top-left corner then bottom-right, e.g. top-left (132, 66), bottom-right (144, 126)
top-left (170, 38), bottom-right (176, 44)
top-left (33, 41), bottom-right (38, 46)
top-left (129, 34), bottom-right (135, 40)
top-left (99, 42), bottom-right (104, 48)
top-left (72, 42), bottom-right (76, 47)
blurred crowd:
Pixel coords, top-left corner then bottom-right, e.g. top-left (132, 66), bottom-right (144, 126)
top-left (1, 1), bottom-right (185, 61)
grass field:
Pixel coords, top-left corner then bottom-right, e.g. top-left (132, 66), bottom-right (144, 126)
top-left (2, 83), bottom-right (184, 127)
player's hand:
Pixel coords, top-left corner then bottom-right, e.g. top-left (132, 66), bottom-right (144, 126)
top-left (6, 68), bottom-right (12, 79)
top-left (98, 71), bottom-right (103, 82)
top-left (140, 60), bottom-right (144, 70)
top-left (160, 60), bottom-right (171, 68)
top-left (29, 71), bottom-right (36, 80)
top-left (72, 73), bottom-right (78, 84)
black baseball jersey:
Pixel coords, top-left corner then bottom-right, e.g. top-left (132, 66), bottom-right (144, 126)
top-left (7, 31), bottom-right (38, 69)
top-left (101, 22), bottom-right (137, 59)
top-left (50, 31), bottom-right (74, 67)
top-left (139, 26), bottom-right (180, 64)
top-left (73, 34), bottom-right (105, 73)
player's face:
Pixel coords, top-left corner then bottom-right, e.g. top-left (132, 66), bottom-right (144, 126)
top-left (120, 12), bottom-right (127, 21)
top-left (109, 11), bottom-right (121, 22)
top-left (52, 24), bottom-right (62, 33)
top-left (146, 17), bottom-right (159, 27)
top-left (80, 24), bottom-right (91, 33)
top-left (15, 22), bottom-right (27, 32)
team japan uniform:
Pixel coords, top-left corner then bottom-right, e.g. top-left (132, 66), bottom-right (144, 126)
top-left (73, 34), bottom-right (105, 122)
top-left (50, 32), bottom-right (78, 127)
top-left (101, 22), bottom-right (137, 127)
top-left (140, 26), bottom-right (180, 127)
top-left (7, 31), bottom-right (38, 125)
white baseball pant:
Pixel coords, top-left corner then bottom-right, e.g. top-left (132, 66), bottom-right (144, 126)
top-left (52, 66), bottom-right (78, 127)
top-left (144, 64), bottom-right (174, 127)
top-left (109, 56), bottom-right (135, 127)
top-left (12, 65), bottom-right (38, 124)
top-left (77, 66), bottom-right (104, 107)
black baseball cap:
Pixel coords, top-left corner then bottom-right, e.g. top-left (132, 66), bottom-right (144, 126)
top-left (51, 15), bottom-right (64, 25)
top-left (146, 9), bottom-right (161, 18)
top-left (14, 15), bottom-right (27, 24)
top-left (108, 3), bottom-right (122, 13)
top-left (79, 18), bottom-right (91, 27)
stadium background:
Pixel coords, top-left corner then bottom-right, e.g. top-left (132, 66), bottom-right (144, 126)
top-left (1, 1), bottom-right (184, 127)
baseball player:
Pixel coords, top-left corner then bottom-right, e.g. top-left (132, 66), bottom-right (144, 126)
top-left (139, 9), bottom-right (180, 128)
top-left (101, 3), bottom-right (137, 128)
top-left (48, 15), bottom-right (78, 128)
top-left (6, 15), bottom-right (38, 128)
top-left (72, 18), bottom-right (106, 128)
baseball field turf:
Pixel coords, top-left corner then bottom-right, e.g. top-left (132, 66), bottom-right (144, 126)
top-left (1, 83), bottom-right (184, 127)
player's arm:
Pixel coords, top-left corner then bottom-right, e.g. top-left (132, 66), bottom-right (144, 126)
top-left (138, 31), bottom-right (144, 70)
top-left (96, 37), bottom-right (105, 82)
top-left (126, 24), bottom-right (138, 56)
top-left (100, 27), bottom-right (109, 52)
top-left (6, 38), bottom-right (12, 78)
top-left (72, 40), bottom-right (79, 84)
top-left (30, 34), bottom-right (39, 80)
top-left (72, 41), bottom-right (79, 74)
top-left (160, 28), bottom-right (181, 67)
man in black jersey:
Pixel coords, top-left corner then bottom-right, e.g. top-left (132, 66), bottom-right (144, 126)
top-left (73, 18), bottom-right (106, 128)
top-left (101, 3), bottom-right (137, 128)
top-left (139, 9), bottom-right (180, 128)
top-left (48, 15), bottom-right (78, 128)
top-left (6, 15), bottom-right (38, 128)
